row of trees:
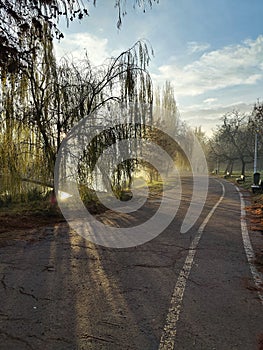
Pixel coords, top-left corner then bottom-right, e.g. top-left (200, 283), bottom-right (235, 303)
top-left (3, 0), bottom-right (196, 204)
top-left (208, 102), bottom-right (263, 175)
top-left (0, 18), bottom-right (193, 202)
top-left (7, 0), bottom-right (261, 202)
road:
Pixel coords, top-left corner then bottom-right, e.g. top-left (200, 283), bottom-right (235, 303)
top-left (0, 177), bottom-right (262, 349)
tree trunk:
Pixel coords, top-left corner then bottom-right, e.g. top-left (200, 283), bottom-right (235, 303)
top-left (229, 160), bottom-right (234, 175)
top-left (225, 159), bottom-right (234, 175)
top-left (241, 159), bottom-right (246, 176)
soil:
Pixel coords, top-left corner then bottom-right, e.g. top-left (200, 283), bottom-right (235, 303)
top-left (0, 211), bottom-right (64, 247)
top-left (246, 196), bottom-right (263, 273)
top-left (0, 199), bottom-right (117, 247)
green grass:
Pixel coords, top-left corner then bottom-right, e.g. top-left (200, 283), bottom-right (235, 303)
top-left (0, 200), bottom-right (58, 216)
top-left (220, 172), bottom-right (263, 194)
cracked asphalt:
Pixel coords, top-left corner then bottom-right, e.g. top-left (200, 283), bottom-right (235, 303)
top-left (0, 177), bottom-right (262, 349)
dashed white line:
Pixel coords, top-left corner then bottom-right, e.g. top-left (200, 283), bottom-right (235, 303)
top-left (235, 185), bottom-right (263, 304)
top-left (158, 180), bottom-right (225, 350)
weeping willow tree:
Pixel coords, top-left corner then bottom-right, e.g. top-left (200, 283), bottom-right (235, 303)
top-left (57, 43), bottom-right (154, 198)
top-left (0, 117), bottom-right (46, 201)
top-left (0, 0), bottom-right (160, 203)
top-left (0, 22), bottom-right (154, 201)
top-left (75, 104), bottom-right (153, 200)
top-left (0, 30), bottom-right (51, 200)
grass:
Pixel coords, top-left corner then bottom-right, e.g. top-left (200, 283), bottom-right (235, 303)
top-left (0, 179), bottom-right (165, 217)
top-left (0, 195), bottom-right (60, 217)
top-left (216, 171), bottom-right (261, 191)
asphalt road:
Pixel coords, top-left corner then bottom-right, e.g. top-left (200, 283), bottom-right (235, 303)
top-left (0, 177), bottom-right (262, 349)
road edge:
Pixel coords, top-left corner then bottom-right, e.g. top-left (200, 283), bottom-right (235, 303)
top-left (235, 185), bottom-right (263, 304)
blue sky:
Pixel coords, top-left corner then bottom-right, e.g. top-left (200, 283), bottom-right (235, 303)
top-left (54, 0), bottom-right (263, 136)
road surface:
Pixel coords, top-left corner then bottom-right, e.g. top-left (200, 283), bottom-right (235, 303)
top-left (0, 177), bottom-right (262, 349)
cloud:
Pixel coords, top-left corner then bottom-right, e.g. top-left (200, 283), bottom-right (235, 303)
top-left (187, 41), bottom-right (210, 54)
top-left (180, 102), bottom-right (254, 136)
top-left (54, 32), bottom-right (110, 66)
top-left (153, 35), bottom-right (263, 97)
top-left (203, 98), bottom-right (218, 105)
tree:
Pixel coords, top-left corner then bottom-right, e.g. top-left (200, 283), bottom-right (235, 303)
top-left (194, 126), bottom-right (207, 147)
top-left (0, 37), bottom-right (154, 198)
top-left (143, 81), bottom-right (193, 180)
top-left (0, 0), bottom-right (160, 200)
top-left (209, 110), bottom-right (254, 175)
top-left (253, 100), bottom-right (263, 123)
top-left (0, 0), bottom-right (159, 71)
top-left (250, 100), bottom-right (263, 144)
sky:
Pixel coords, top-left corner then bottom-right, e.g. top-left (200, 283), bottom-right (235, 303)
top-left (54, 0), bottom-right (263, 136)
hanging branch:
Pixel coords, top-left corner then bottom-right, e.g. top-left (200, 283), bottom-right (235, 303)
top-left (0, 0), bottom-right (159, 71)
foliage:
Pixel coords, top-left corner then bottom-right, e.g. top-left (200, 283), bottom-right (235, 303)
top-left (0, 36), bottom-right (154, 198)
top-left (0, 0), bottom-right (162, 203)
top-left (209, 106), bottom-right (263, 175)
top-left (152, 82), bottom-right (192, 170)
top-left (0, 0), bottom-right (159, 71)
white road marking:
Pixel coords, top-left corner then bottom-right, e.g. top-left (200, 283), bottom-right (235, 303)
top-left (158, 180), bottom-right (225, 350)
top-left (235, 186), bottom-right (263, 304)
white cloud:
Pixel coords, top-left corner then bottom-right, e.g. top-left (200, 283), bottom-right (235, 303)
top-left (203, 98), bottom-right (218, 105)
top-left (187, 41), bottom-right (210, 54)
top-left (180, 102), bottom-right (254, 136)
top-left (153, 35), bottom-right (263, 97)
top-left (54, 32), bottom-right (110, 66)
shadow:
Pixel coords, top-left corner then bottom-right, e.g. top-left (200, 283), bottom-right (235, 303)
top-left (0, 176), bottom-right (234, 350)
top-left (0, 223), bottom-right (77, 349)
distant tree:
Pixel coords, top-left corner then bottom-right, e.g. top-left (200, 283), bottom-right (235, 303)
top-left (193, 126), bottom-right (207, 149)
top-left (253, 100), bottom-right (263, 122)
top-left (209, 128), bottom-right (238, 175)
top-left (0, 0), bottom-right (159, 71)
top-left (147, 81), bottom-right (192, 178)
top-left (250, 100), bottom-right (263, 141)
top-left (209, 110), bottom-right (254, 175)
top-left (248, 100), bottom-right (263, 171)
